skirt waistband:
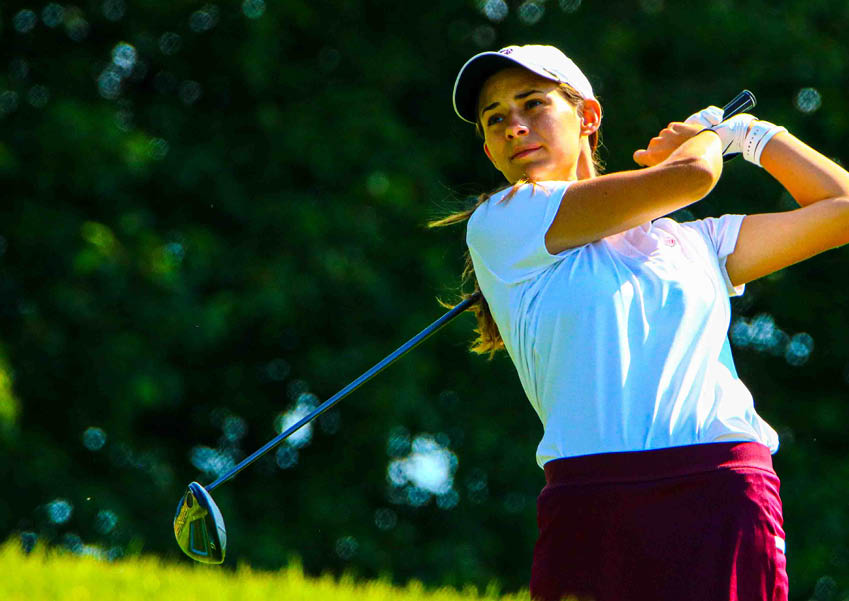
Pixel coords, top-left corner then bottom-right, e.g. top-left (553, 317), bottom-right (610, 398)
top-left (543, 442), bottom-right (774, 486)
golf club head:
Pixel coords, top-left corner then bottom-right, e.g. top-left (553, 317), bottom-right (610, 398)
top-left (173, 482), bottom-right (227, 564)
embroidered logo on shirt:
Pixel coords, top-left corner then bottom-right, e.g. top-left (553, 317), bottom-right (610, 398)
top-left (664, 236), bottom-right (676, 247)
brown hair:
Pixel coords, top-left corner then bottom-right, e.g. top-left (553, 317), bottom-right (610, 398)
top-left (428, 83), bottom-right (603, 360)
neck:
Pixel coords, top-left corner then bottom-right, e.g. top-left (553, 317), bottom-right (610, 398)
top-left (575, 138), bottom-right (596, 180)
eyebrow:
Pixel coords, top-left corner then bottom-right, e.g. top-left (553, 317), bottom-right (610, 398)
top-left (480, 89), bottom-right (545, 119)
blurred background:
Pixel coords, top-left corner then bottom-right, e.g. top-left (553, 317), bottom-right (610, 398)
top-left (1, 0), bottom-right (848, 598)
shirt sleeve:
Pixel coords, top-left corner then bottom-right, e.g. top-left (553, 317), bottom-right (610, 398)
top-left (682, 214), bottom-right (747, 296)
top-left (465, 181), bottom-right (574, 285)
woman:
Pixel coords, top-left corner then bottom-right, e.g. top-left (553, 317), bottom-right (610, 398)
top-left (431, 44), bottom-right (849, 601)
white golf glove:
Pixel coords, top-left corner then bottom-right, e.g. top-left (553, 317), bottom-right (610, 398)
top-left (685, 106), bottom-right (786, 166)
top-left (684, 105), bottom-right (724, 129)
top-left (685, 105), bottom-right (754, 160)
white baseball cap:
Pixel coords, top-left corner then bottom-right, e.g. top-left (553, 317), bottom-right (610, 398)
top-left (452, 44), bottom-right (595, 124)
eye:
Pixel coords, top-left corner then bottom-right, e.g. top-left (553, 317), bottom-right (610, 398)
top-left (525, 98), bottom-right (543, 109)
top-left (486, 114), bottom-right (503, 126)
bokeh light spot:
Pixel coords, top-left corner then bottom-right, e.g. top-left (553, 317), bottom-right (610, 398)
top-left (222, 415), bottom-right (247, 442)
top-left (286, 379), bottom-right (309, 401)
top-left (190, 446), bottom-right (235, 477)
top-left (785, 332), bottom-right (814, 366)
top-left (386, 433), bottom-right (458, 507)
top-left (63, 532), bottom-right (83, 553)
top-left (386, 426), bottom-right (411, 458)
top-left (503, 492), bottom-right (527, 513)
top-left (795, 87), bottom-right (822, 114)
top-left (9, 58), bottom-right (30, 81)
top-left (274, 393), bottom-right (318, 448)
top-left (189, 5), bottom-right (219, 32)
top-left (242, 0), bottom-right (266, 19)
top-left (27, 85), bottom-right (50, 108)
top-left (64, 9), bottom-right (90, 42)
top-left (98, 68), bottom-right (123, 100)
top-left (480, 0), bottom-right (508, 22)
top-left (815, 576), bottom-right (837, 600)
top-left (374, 507), bottom-right (397, 530)
top-left (406, 487), bottom-right (430, 507)
top-left (81, 222), bottom-right (117, 253)
top-left (149, 138), bottom-right (169, 160)
top-left (41, 4), bottom-right (65, 28)
top-left (472, 25), bottom-right (496, 48)
top-left (159, 32), bottom-right (182, 56)
top-left (102, 0), bottom-right (126, 21)
top-left (47, 499), bottom-right (74, 524)
top-left (518, 1), bottom-right (545, 24)
top-left (95, 509), bottom-right (118, 534)
top-left (436, 489), bottom-right (459, 510)
top-left (20, 532), bottom-right (37, 553)
top-left (318, 410), bottom-right (341, 434)
top-left (112, 43), bottom-right (137, 72)
top-left (179, 81), bottom-right (203, 105)
top-left (466, 468), bottom-right (489, 504)
top-left (275, 445), bottom-right (298, 469)
top-left (265, 358), bottom-right (291, 381)
top-left (13, 10), bottom-right (38, 34)
top-left (0, 91), bottom-right (20, 117)
top-left (366, 172), bottom-right (389, 197)
top-left (82, 427), bottom-right (107, 451)
top-left (335, 536), bottom-right (358, 560)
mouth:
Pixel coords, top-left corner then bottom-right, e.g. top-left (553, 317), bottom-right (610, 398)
top-left (511, 146), bottom-right (542, 160)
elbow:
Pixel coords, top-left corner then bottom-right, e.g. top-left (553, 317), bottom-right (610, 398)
top-left (833, 197), bottom-right (849, 245)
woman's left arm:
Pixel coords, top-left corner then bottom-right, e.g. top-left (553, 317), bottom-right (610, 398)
top-left (725, 130), bottom-right (849, 286)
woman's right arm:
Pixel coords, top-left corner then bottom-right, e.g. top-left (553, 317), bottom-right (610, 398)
top-left (545, 124), bottom-right (723, 254)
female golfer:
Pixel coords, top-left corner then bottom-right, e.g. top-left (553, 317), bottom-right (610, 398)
top-left (432, 44), bottom-right (849, 601)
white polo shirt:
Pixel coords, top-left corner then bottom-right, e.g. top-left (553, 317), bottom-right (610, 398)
top-left (466, 181), bottom-right (779, 468)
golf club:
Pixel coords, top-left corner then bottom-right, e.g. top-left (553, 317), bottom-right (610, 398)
top-left (173, 89), bottom-right (758, 564)
top-left (174, 290), bottom-right (481, 563)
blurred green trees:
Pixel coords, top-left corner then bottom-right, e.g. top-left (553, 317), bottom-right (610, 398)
top-left (1, 1), bottom-right (849, 599)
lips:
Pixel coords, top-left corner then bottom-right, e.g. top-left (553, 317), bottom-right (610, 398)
top-left (511, 145), bottom-right (542, 160)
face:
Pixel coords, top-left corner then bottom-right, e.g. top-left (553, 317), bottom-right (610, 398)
top-left (477, 68), bottom-right (598, 183)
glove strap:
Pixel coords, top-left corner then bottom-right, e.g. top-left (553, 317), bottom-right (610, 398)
top-left (743, 121), bottom-right (788, 167)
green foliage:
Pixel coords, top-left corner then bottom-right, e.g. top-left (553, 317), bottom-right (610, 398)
top-left (1, 1), bottom-right (849, 599)
top-left (0, 540), bottom-right (526, 601)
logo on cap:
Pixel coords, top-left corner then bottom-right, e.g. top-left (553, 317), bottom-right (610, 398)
top-left (500, 48), bottom-right (514, 55)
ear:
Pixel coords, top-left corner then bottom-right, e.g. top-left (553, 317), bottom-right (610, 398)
top-left (580, 98), bottom-right (602, 136)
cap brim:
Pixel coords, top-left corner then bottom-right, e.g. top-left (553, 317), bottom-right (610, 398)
top-left (452, 52), bottom-right (558, 124)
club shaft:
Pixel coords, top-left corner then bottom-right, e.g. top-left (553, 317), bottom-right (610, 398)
top-left (206, 291), bottom-right (482, 491)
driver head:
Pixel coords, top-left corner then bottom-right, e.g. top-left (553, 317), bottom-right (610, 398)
top-left (173, 482), bottom-right (227, 564)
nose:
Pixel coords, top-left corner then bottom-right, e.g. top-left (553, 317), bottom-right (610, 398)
top-left (505, 114), bottom-right (529, 139)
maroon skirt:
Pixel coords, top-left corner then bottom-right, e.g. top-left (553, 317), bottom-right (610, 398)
top-left (530, 442), bottom-right (788, 601)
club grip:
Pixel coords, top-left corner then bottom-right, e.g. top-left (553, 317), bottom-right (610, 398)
top-left (721, 90), bottom-right (756, 120)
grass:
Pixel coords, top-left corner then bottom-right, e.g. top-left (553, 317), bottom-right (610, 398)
top-left (0, 540), bottom-right (529, 601)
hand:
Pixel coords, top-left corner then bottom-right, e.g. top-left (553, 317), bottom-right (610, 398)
top-left (685, 106), bottom-right (755, 158)
top-left (633, 121), bottom-right (705, 167)
top-left (708, 113), bottom-right (756, 158)
top-left (684, 105), bottom-right (723, 128)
